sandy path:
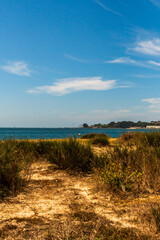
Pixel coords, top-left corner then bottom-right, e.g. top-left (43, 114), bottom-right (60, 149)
top-left (0, 161), bottom-right (159, 239)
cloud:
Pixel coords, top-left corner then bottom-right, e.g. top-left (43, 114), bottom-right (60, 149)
top-left (142, 98), bottom-right (160, 113)
top-left (106, 57), bottom-right (136, 64)
top-left (106, 56), bottom-right (160, 69)
top-left (133, 74), bottom-right (160, 78)
top-left (94, 0), bottom-right (122, 16)
top-left (132, 38), bottom-right (160, 56)
top-left (150, 0), bottom-right (160, 8)
top-left (28, 77), bottom-right (117, 95)
top-left (148, 60), bottom-right (160, 66)
top-left (105, 57), bottom-right (148, 68)
top-left (64, 53), bottom-right (88, 63)
top-left (1, 61), bottom-right (31, 76)
top-left (142, 98), bottom-right (160, 104)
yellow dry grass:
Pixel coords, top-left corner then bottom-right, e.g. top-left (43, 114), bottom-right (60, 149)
top-left (0, 158), bottom-right (160, 239)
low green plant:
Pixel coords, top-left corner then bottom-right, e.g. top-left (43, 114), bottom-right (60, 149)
top-left (119, 131), bottom-right (160, 148)
top-left (95, 143), bottom-right (160, 193)
top-left (100, 161), bottom-right (143, 192)
top-left (0, 141), bottom-right (32, 199)
top-left (81, 133), bottom-right (108, 139)
top-left (81, 133), bottom-right (109, 146)
top-left (47, 138), bottom-right (94, 173)
top-left (34, 140), bottom-right (56, 158)
top-left (90, 134), bottom-right (109, 146)
top-left (142, 131), bottom-right (160, 147)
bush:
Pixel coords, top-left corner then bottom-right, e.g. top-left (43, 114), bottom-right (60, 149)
top-left (0, 141), bottom-right (32, 199)
top-left (142, 131), bottom-right (160, 147)
top-left (81, 133), bottom-right (109, 146)
top-left (97, 147), bottom-right (143, 192)
top-left (34, 140), bottom-right (55, 158)
top-left (100, 161), bottom-right (143, 192)
top-left (118, 132), bottom-right (135, 144)
top-left (47, 138), bottom-right (95, 173)
top-left (119, 131), bottom-right (160, 148)
top-left (91, 134), bottom-right (109, 146)
top-left (96, 144), bottom-right (160, 193)
top-left (81, 133), bottom-right (108, 139)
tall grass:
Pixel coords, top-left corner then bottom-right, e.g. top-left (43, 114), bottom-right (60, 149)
top-left (119, 131), bottom-right (160, 147)
top-left (96, 132), bottom-right (160, 193)
top-left (47, 138), bottom-right (94, 173)
top-left (1, 132), bottom-right (160, 199)
top-left (0, 140), bottom-right (33, 199)
top-left (81, 133), bottom-right (108, 139)
top-left (151, 205), bottom-right (160, 232)
top-left (81, 133), bottom-right (109, 146)
top-left (0, 138), bottom-right (95, 199)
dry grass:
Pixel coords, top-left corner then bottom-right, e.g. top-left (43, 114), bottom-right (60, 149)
top-left (0, 134), bottom-right (160, 239)
top-left (0, 161), bottom-right (160, 239)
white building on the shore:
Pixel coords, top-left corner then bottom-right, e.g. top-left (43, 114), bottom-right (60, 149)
top-left (146, 125), bottom-right (160, 129)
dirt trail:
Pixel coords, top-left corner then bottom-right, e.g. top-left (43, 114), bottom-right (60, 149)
top-left (0, 161), bottom-right (160, 239)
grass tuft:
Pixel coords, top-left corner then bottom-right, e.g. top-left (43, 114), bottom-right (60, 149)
top-left (0, 140), bottom-right (32, 199)
top-left (47, 138), bottom-right (95, 173)
top-left (81, 133), bottom-right (109, 146)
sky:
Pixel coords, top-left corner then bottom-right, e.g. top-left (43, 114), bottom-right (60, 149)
top-left (0, 0), bottom-right (160, 127)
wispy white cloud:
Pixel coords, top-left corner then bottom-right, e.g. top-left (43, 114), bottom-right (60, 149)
top-left (106, 57), bottom-right (136, 64)
top-left (148, 60), bottom-right (160, 66)
top-left (132, 38), bottom-right (160, 56)
top-left (28, 77), bottom-right (118, 95)
top-left (142, 98), bottom-right (160, 113)
top-left (64, 53), bottom-right (88, 63)
top-left (106, 56), bottom-right (160, 69)
top-left (133, 74), bottom-right (160, 78)
top-left (142, 98), bottom-right (160, 104)
top-left (1, 61), bottom-right (31, 76)
top-left (150, 0), bottom-right (160, 8)
top-left (94, 0), bottom-right (122, 16)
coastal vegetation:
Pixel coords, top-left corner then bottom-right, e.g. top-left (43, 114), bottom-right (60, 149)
top-left (1, 132), bottom-right (159, 197)
top-left (83, 120), bottom-right (160, 128)
top-left (0, 140), bottom-right (33, 199)
top-left (0, 132), bottom-right (160, 239)
top-left (81, 133), bottom-right (109, 146)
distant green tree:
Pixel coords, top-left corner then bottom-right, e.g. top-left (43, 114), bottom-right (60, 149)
top-left (136, 121), bottom-right (148, 127)
top-left (83, 123), bottom-right (89, 128)
top-left (107, 121), bottom-right (116, 128)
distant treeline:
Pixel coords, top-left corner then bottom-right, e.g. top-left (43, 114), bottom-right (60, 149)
top-left (83, 121), bottom-right (160, 129)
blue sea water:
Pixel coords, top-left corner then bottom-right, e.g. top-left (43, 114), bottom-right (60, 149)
top-left (0, 128), bottom-right (159, 140)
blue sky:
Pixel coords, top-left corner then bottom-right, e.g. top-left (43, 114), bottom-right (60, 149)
top-left (0, 0), bottom-right (160, 127)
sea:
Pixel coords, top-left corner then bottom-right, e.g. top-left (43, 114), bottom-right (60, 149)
top-left (0, 128), bottom-right (159, 140)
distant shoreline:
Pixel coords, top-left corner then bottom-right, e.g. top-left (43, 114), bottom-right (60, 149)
top-left (0, 126), bottom-right (159, 129)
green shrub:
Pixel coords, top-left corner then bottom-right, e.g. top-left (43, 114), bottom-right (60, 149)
top-left (47, 138), bottom-right (95, 173)
top-left (81, 133), bottom-right (108, 139)
top-left (142, 131), bottom-right (160, 147)
top-left (96, 144), bottom-right (160, 193)
top-left (91, 134), bottom-right (109, 146)
top-left (100, 161), bottom-right (143, 192)
top-left (81, 133), bottom-right (109, 146)
top-left (119, 131), bottom-right (160, 148)
top-left (118, 132), bottom-right (135, 146)
top-left (34, 140), bottom-right (55, 158)
top-left (0, 141), bottom-right (32, 199)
